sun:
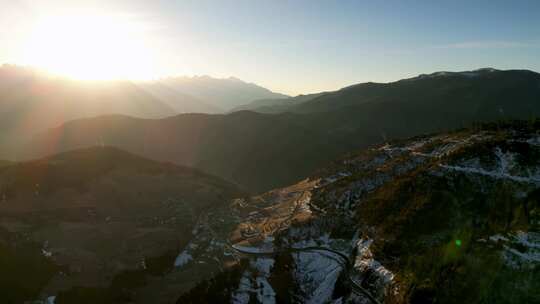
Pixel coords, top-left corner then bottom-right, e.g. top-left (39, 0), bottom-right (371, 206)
top-left (21, 12), bottom-right (156, 80)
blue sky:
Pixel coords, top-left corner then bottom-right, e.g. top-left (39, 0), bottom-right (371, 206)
top-left (1, 0), bottom-right (539, 94)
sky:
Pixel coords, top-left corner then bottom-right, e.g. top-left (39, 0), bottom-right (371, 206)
top-left (1, 0), bottom-right (539, 95)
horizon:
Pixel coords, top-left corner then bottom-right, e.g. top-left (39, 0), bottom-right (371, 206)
top-left (3, 63), bottom-right (539, 97)
top-left (1, 0), bottom-right (539, 95)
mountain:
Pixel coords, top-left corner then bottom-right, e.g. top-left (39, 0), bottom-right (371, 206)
top-left (20, 69), bottom-right (540, 193)
top-left (177, 121), bottom-right (540, 303)
top-left (228, 97), bottom-right (292, 113)
top-left (23, 112), bottom-right (355, 193)
top-left (137, 82), bottom-right (222, 114)
top-left (232, 68), bottom-right (540, 115)
top-left (0, 65), bottom-right (176, 157)
top-left (229, 92), bottom-right (325, 113)
top-left (0, 65), bottom-right (291, 159)
top-left (0, 146), bottom-right (242, 303)
top-left (290, 68), bottom-right (540, 115)
top-left (147, 76), bottom-right (289, 112)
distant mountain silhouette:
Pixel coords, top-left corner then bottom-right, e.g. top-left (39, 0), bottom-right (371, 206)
top-left (138, 81), bottom-right (222, 114)
top-left (144, 76), bottom-right (289, 112)
top-left (19, 68), bottom-right (540, 192)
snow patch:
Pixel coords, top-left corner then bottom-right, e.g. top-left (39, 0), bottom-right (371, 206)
top-left (297, 192), bottom-right (312, 214)
top-left (441, 146), bottom-right (540, 184)
top-left (323, 172), bottom-right (352, 185)
top-left (41, 241), bottom-right (52, 258)
top-left (293, 251), bottom-right (343, 304)
top-left (174, 249), bottom-right (193, 267)
top-left (502, 231), bottom-right (540, 269)
top-left (41, 248), bottom-right (53, 258)
top-left (489, 234), bottom-right (509, 242)
top-left (232, 244), bottom-right (273, 254)
top-left (353, 238), bottom-right (394, 299)
top-left (232, 258), bottom-right (276, 304)
top-left (232, 271), bottom-right (253, 304)
top-left (440, 164), bottom-right (540, 184)
top-left (526, 136), bottom-right (540, 147)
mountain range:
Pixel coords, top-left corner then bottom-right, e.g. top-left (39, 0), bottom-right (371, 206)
top-left (17, 68), bottom-right (540, 192)
top-left (142, 76), bottom-right (289, 113)
top-left (1, 66), bottom-right (540, 303)
top-left (0, 65), bottom-right (287, 159)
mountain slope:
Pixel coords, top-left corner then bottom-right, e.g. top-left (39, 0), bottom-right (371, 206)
top-left (292, 68), bottom-right (540, 115)
top-left (177, 121), bottom-right (540, 304)
top-left (20, 69), bottom-right (540, 193)
top-left (233, 68), bottom-right (540, 116)
top-left (23, 112), bottom-right (358, 193)
top-left (0, 147), bottom-right (242, 303)
top-left (229, 92), bottom-right (325, 113)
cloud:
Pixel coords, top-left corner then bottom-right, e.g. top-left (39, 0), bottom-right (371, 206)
top-left (433, 40), bottom-right (537, 49)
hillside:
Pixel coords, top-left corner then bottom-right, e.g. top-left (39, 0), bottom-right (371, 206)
top-left (292, 68), bottom-right (540, 115)
top-left (229, 92), bottom-right (324, 113)
top-left (20, 69), bottom-right (540, 193)
top-left (177, 121), bottom-right (540, 303)
top-left (23, 112), bottom-right (357, 193)
top-left (0, 147), bottom-right (243, 303)
top-left (228, 98), bottom-right (292, 113)
top-left (232, 68), bottom-right (540, 116)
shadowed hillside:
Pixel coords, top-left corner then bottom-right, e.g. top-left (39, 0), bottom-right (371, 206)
top-left (0, 147), bottom-right (243, 303)
top-left (229, 92), bottom-right (324, 113)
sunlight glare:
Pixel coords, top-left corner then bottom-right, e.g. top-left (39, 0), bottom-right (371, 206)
top-left (22, 12), bottom-right (156, 80)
